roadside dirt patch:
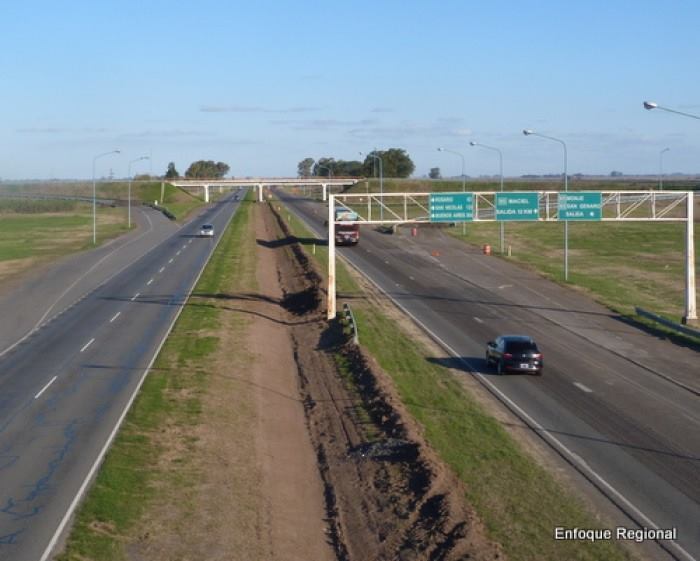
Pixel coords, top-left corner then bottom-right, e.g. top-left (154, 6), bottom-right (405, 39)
top-left (267, 204), bottom-right (504, 560)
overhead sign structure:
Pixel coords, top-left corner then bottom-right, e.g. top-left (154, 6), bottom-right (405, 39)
top-left (495, 192), bottom-right (539, 221)
top-left (429, 193), bottom-right (474, 222)
top-left (559, 192), bottom-right (602, 221)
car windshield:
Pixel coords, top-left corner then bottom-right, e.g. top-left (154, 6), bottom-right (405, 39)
top-left (505, 340), bottom-right (538, 353)
top-left (201, 225), bottom-right (213, 230)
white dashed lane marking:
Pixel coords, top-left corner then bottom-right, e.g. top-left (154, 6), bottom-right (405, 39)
top-left (146, 278), bottom-right (154, 286)
top-left (474, 317), bottom-right (484, 324)
top-left (158, 267), bottom-right (165, 273)
top-left (110, 312), bottom-right (121, 323)
top-left (80, 338), bottom-right (95, 353)
top-left (574, 382), bottom-right (593, 393)
top-left (176, 251), bottom-right (181, 256)
top-left (131, 293), bottom-right (140, 302)
top-left (168, 258), bottom-right (173, 264)
top-left (34, 376), bottom-right (58, 399)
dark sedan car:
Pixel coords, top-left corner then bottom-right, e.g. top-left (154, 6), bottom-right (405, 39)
top-left (486, 335), bottom-right (543, 375)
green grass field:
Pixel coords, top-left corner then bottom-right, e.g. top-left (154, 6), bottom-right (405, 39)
top-left (278, 200), bottom-right (631, 561)
top-left (0, 202), bottom-right (128, 281)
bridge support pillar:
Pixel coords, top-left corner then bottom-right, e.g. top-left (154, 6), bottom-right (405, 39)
top-left (204, 185), bottom-right (210, 203)
top-left (258, 184), bottom-right (263, 202)
top-left (322, 183), bottom-right (327, 202)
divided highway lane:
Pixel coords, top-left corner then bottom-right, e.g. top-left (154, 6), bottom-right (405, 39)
top-left (278, 191), bottom-right (700, 561)
top-left (0, 190), bottom-right (245, 561)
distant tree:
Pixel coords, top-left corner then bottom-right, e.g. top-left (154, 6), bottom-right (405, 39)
top-left (362, 148), bottom-right (415, 178)
top-left (297, 158), bottom-right (315, 177)
top-left (164, 162), bottom-right (179, 179)
top-left (313, 157), bottom-right (336, 177)
top-left (335, 160), bottom-right (364, 177)
top-left (429, 167), bottom-right (441, 179)
top-left (610, 170), bottom-right (623, 177)
top-left (185, 160), bottom-right (230, 179)
top-left (134, 173), bottom-right (153, 181)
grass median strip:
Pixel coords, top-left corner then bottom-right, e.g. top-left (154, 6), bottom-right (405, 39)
top-left (57, 195), bottom-right (257, 561)
top-left (280, 200), bottom-right (631, 561)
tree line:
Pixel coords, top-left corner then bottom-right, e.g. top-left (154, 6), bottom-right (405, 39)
top-left (163, 160), bottom-right (230, 179)
top-left (297, 148), bottom-right (415, 179)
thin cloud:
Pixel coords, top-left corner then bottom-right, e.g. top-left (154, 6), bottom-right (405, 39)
top-left (269, 118), bottom-right (378, 130)
top-left (200, 104), bottom-right (320, 114)
top-left (118, 129), bottom-right (215, 139)
top-left (370, 107), bottom-right (393, 113)
top-left (16, 127), bottom-right (109, 134)
top-left (347, 119), bottom-right (471, 139)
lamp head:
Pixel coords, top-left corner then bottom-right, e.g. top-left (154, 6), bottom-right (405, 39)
top-left (523, 129), bottom-right (533, 136)
top-left (114, 149), bottom-right (121, 154)
top-left (643, 101), bottom-right (658, 110)
top-left (437, 147), bottom-right (444, 152)
top-left (662, 147), bottom-right (670, 153)
top-left (469, 141), bottom-right (477, 146)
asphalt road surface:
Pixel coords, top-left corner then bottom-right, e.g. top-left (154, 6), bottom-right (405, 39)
top-left (278, 190), bottom-right (700, 561)
top-left (0, 190), bottom-right (244, 561)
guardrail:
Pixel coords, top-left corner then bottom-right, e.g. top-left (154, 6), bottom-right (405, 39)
top-left (342, 302), bottom-right (359, 345)
top-left (635, 307), bottom-right (700, 339)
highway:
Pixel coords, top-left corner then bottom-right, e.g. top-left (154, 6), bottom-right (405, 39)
top-left (278, 190), bottom-right (700, 561)
top-left (0, 190), bottom-right (244, 561)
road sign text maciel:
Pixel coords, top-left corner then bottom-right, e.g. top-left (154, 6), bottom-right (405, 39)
top-left (495, 192), bottom-right (539, 221)
top-left (429, 193), bottom-right (474, 222)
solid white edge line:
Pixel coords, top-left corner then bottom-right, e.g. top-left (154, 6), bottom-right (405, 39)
top-left (280, 197), bottom-right (697, 561)
top-left (34, 375), bottom-right (58, 399)
top-left (39, 193), bottom-right (241, 561)
top-left (574, 382), bottom-right (593, 393)
top-left (79, 338), bottom-right (95, 353)
top-left (109, 312), bottom-right (121, 323)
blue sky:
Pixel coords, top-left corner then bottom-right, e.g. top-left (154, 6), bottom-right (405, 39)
top-left (1, 0), bottom-right (699, 179)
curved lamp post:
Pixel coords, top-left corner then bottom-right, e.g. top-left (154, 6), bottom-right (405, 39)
top-left (437, 147), bottom-right (467, 234)
top-left (523, 129), bottom-right (570, 280)
top-left (128, 156), bottom-right (150, 229)
top-left (643, 101), bottom-right (700, 120)
top-left (470, 141), bottom-right (505, 252)
top-left (92, 150), bottom-right (120, 244)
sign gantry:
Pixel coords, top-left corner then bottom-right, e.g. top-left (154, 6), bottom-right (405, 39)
top-left (326, 191), bottom-right (696, 324)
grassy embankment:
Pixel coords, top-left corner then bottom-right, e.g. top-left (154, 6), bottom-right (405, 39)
top-left (339, 178), bottom-right (700, 338)
top-left (0, 180), bottom-right (206, 220)
top-left (0, 199), bottom-right (128, 282)
top-left (57, 194), bottom-right (257, 560)
top-left (280, 202), bottom-right (631, 561)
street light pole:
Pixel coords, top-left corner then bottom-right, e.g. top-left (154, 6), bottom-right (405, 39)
top-left (92, 150), bottom-right (120, 244)
top-left (437, 147), bottom-right (467, 234)
top-left (523, 129), bottom-right (569, 280)
top-left (360, 152), bottom-right (384, 221)
top-left (643, 101), bottom-right (700, 120)
top-left (658, 148), bottom-right (670, 191)
top-left (128, 156), bottom-right (150, 229)
top-left (470, 141), bottom-right (505, 252)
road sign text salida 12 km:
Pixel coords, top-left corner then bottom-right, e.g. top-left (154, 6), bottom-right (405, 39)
top-left (429, 193), bottom-right (474, 222)
top-left (495, 192), bottom-right (539, 221)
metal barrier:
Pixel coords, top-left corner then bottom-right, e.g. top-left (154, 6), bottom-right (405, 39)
top-left (342, 302), bottom-right (359, 345)
top-left (635, 307), bottom-right (700, 339)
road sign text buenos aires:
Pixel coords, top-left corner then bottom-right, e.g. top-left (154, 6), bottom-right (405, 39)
top-left (429, 193), bottom-right (473, 222)
top-left (495, 192), bottom-right (539, 221)
top-left (559, 192), bottom-right (602, 220)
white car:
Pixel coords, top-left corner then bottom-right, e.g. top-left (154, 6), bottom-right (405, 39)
top-left (199, 224), bottom-right (214, 237)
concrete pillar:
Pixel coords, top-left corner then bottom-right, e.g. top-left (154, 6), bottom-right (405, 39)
top-left (258, 184), bottom-right (263, 202)
top-left (204, 185), bottom-right (210, 203)
top-left (322, 183), bottom-right (327, 202)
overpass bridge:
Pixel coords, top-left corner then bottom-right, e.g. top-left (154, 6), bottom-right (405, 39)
top-left (169, 177), bottom-right (361, 203)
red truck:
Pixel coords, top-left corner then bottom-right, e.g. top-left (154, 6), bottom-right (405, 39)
top-left (334, 209), bottom-right (360, 245)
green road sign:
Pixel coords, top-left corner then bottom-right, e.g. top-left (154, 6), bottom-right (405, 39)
top-left (559, 192), bottom-right (602, 220)
top-left (495, 192), bottom-right (539, 221)
top-left (429, 193), bottom-right (473, 222)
